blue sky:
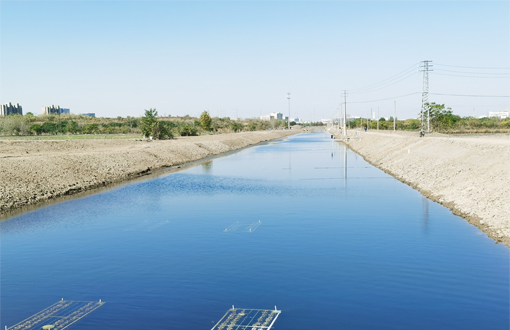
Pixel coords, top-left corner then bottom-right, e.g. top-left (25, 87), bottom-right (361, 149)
top-left (1, 1), bottom-right (508, 120)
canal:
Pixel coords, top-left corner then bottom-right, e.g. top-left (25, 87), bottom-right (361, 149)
top-left (1, 132), bottom-right (508, 329)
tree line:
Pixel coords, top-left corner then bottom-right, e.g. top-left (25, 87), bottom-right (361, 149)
top-left (351, 103), bottom-right (510, 133)
top-left (0, 111), bottom-right (297, 137)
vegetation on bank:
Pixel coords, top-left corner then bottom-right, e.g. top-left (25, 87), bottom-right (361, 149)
top-left (351, 103), bottom-right (510, 133)
top-left (0, 110), bottom-right (317, 138)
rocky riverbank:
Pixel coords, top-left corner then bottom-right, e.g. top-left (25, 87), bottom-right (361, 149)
top-left (330, 129), bottom-right (510, 247)
top-left (0, 129), bottom-right (301, 217)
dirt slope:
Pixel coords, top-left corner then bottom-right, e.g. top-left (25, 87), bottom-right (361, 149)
top-left (330, 129), bottom-right (510, 246)
top-left (0, 130), bottom-right (300, 216)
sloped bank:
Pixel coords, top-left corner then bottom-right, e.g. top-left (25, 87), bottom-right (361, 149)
top-left (0, 129), bottom-right (301, 217)
top-left (330, 129), bottom-right (510, 247)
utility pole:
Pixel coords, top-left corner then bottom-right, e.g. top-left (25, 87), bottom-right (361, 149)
top-left (287, 93), bottom-right (291, 129)
top-left (419, 60), bottom-right (433, 133)
top-left (394, 101), bottom-right (396, 132)
top-left (343, 91), bottom-right (347, 136)
top-left (377, 107), bottom-right (379, 130)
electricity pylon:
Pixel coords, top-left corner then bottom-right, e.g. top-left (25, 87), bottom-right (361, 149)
top-left (419, 60), bottom-right (433, 133)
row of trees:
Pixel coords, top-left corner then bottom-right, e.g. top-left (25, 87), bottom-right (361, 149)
top-left (350, 103), bottom-right (509, 132)
top-left (0, 110), bottom-right (295, 137)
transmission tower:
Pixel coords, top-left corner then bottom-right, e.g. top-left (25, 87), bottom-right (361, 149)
top-left (419, 60), bottom-right (433, 133)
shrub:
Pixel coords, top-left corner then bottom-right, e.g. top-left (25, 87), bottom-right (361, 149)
top-left (179, 123), bottom-right (198, 136)
top-left (30, 124), bottom-right (43, 135)
top-left (83, 124), bottom-right (99, 134)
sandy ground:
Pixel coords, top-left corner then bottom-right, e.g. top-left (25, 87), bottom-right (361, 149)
top-left (329, 128), bottom-right (510, 246)
top-left (0, 129), bottom-right (300, 217)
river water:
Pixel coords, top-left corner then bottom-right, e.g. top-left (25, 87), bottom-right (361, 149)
top-left (1, 132), bottom-right (508, 329)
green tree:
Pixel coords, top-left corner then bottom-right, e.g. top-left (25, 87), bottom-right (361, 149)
top-left (425, 103), bottom-right (460, 131)
top-left (199, 111), bottom-right (212, 131)
top-left (247, 122), bottom-right (257, 131)
top-left (140, 108), bottom-right (158, 138)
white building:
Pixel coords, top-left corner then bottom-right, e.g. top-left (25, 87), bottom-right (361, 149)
top-left (260, 112), bottom-right (284, 121)
top-left (42, 105), bottom-right (61, 115)
top-left (41, 105), bottom-right (71, 115)
top-left (488, 111), bottom-right (509, 119)
top-left (1, 102), bottom-right (23, 116)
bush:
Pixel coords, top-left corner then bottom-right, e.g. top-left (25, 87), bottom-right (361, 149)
top-left (0, 115), bottom-right (30, 135)
top-left (179, 123), bottom-right (198, 136)
top-left (152, 122), bottom-right (172, 139)
top-left (500, 120), bottom-right (510, 128)
top-left (40, 122), bottom-right (58, 134)
top-left (30, 124), bottom-right (43, 135)
top-left (83, 124), bottom-right (99, 134)
top-left (231, 121), bottom-right (244, 132)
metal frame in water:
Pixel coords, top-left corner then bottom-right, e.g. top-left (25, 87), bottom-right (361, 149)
top-left (211, 307), bottom-right (281, 330)
top-left (6, 300), bottom-right (105, 330)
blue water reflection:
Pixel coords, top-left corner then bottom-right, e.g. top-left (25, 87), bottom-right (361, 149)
top-left (1, 133), bottom-right (508, 330)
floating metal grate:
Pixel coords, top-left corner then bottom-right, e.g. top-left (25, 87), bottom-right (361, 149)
top-left (224, 221), bottom-right (262, 233)
top-left (211, 307), bottom-right (281, 330)
top-left (6, 300), bottom-right (104, 330)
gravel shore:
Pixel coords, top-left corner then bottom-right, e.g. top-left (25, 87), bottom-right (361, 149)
top-left (330, 129), bottom-right (510, 247)
top-left (0, 129), bottom-right (300, 217)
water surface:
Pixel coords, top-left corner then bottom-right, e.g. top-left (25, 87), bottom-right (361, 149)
top-left (1, 133), bottom-right (508, 329)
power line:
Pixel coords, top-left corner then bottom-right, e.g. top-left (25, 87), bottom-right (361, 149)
top-left (429, 93), bottom-right (510, 98)
top-left (349, 63), bottom-right (418, 92)
top-left (350, 71), bottom-right (418, 94)
top-left (348, 92), bottom-right (421, 104)
top-left (432, 72), bottom-right (510, 79)
top-left (435, 68), bottom-right (510, 75)
top-left (435, 63), bottom-right (510, 70)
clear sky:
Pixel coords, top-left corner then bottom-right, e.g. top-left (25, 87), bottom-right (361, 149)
top-left (1, 1), bottom-right (509, 120)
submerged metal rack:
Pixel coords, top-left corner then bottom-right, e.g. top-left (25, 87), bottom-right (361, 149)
top-left (6, 300), bottom-right (105, 330)
top-left (211, 307), bottom-right (281, 330)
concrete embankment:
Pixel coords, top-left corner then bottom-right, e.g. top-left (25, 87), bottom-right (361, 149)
top-left (330, 129), bottom-right (510, 247)
top-left (0, 129), bottom-right (301, 217)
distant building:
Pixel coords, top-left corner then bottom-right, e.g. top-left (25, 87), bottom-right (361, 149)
top-left (42, 105), bottom-right (61, 115)
top-left (1, 102), bottom-right (23, 116)
top-left (488, 111), bottom-right (509, 119)
top-left (81, 113), bottom-right (95, 117)
top-left (260, 112), bottom-right (284, 121)
top-left (60, 108), bottom-right (70, 115)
